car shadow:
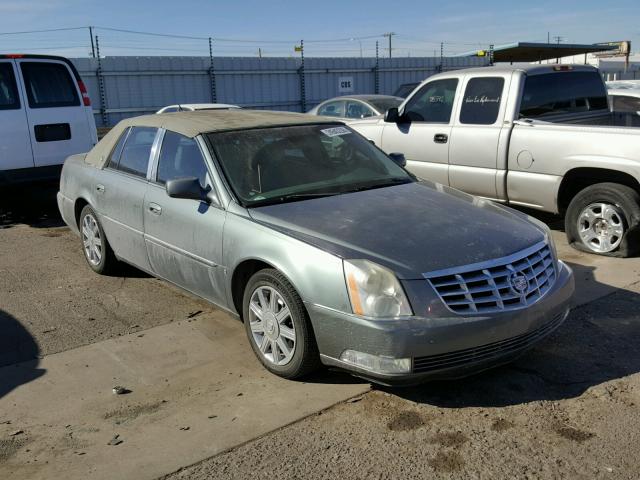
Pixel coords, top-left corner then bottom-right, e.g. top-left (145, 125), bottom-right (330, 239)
top-left (0, 183), bottom-right (64, 229)
top-left (0, 309), bottom-right (46, 399)
top-left (378, 261), bottom-right (640, 407)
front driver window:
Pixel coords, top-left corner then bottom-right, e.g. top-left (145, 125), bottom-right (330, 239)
top-left (403, 79), bottom-right (459, 123)
top-left (157, 131), bottom-right (209, 189)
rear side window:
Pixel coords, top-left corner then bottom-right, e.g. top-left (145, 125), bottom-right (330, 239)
top-left (115, 127), bottom-right (156, 178)
top-left (106, 128), bottom-right (130, 169)
top-left (20, 62), bottom-right (80, 109)
top-left (157, 131), bottom-right (209, 188)
top-left (404, 79), bottom-right (459, 123)
top-left (0, 63), bottom-right (20, 110)
top-left (519, 71), bottom-right (608, 119)
top-left (460, 77), bottom-right (505, 125)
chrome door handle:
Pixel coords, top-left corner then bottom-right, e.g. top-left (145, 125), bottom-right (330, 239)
top-left (433, 133), bottom-right (448, 144)
top-left (96, 184), bottom-right (105, 193)
top-left (148, 203), bottom-right (162, 215)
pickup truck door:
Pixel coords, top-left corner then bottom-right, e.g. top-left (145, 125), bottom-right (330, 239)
top-left (380, 78), bottom-right (460, 185)
top-left (0, 60), bottom-right (34, 171)
top-left (143, 131), bottom-right (226, 305)
top-left (448, 74), bottom-right (511, 200)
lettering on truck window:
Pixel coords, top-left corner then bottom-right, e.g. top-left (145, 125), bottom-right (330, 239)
top-left (460, 77), bottom-right (505, 125)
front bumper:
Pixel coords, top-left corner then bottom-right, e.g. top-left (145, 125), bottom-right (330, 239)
top-left (307, 261), bottom-right (574, 386)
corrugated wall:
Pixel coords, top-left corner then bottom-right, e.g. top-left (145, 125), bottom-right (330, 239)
top-left (70, 56), bottom-right (488, 127)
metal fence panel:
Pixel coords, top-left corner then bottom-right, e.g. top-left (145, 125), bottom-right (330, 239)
top-left (70, 55), bottom-right (487, 127)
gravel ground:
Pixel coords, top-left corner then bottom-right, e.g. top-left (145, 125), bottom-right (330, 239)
top-left (0, 185), bottom-right (217, 366)
top-left (166, 284), bottom-right (640, 480)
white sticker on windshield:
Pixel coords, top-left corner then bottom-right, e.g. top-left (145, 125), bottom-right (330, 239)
top-left (320, 126), bottom-right (351, 137)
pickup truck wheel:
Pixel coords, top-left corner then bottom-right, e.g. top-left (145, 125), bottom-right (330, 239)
top-left (79, 205), bottom-right (118, 274)
top-left (565, 183), bottom-right (640, 257)
top-left (243, 269), bottom-right (321, 379)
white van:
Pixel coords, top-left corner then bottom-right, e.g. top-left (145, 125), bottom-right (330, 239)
top-left (0, 54), bottom-right (97, 185)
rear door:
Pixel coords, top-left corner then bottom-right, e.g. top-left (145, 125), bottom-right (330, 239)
top-left (0, 60), bottom-right (33, 171)
top-left (94, 126), bottom-right (157, 272)
top-left (448, 74), bottom-right (510, 199)
top-left (15, 58), bottom-right (96, 167)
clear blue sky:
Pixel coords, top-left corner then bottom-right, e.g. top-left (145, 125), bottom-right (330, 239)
top-left (0, 0), bottom-right (638, 58)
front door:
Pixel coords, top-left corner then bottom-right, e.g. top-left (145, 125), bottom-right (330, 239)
top-left (448, 75), bottom-right (509, 199)
top-left (144, 131), bottom-right (226, 305)
top-left (380, 78), bottom-right (460, 185)
top-left (0, 60), bottom-right (33, 171)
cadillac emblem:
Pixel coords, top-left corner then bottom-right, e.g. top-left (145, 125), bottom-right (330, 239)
top-left (509, 272), bottom-right (529, 296)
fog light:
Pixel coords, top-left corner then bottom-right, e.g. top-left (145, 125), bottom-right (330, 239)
top-left (340, 350), bottom-right (411, 374)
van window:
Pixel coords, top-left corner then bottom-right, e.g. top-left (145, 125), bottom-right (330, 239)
top-left (403, 79), bottom-right (459, 123)
top-left (460, 77), bottom-right (505, 125)
top-left (20, 62), bottom-right (80, 109)
top-left (157, 131), bottom-right (209, 188)
top-left (519, 71), bottom-right (608, 119)
top-left (0, 63), bottom-right (20, 110)
top-left (116, 127), bottom-right (156, 178)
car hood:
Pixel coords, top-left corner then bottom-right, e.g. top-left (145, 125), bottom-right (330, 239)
top-left (248, 181), bottom-right (546, 279)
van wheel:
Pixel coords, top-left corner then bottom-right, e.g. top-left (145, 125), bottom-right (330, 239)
top-left (79, 205), bottom-right (118, 274)
top-left (565, 182), bottom-right (640, 257)
top-left (242, 269), bottom-right (321, 379)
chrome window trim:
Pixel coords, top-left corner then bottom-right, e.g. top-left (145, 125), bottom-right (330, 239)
top-left (147, 127), bottom-right (166, 181)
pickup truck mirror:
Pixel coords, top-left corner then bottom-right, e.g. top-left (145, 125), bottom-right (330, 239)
top-left (384, 107), bottom-right (400, 123)
top-left (166, 177), bottom-right (209, 203)
top-left (388, 152), bottom-right (406, 168)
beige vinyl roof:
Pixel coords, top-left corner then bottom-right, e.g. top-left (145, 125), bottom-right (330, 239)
top-left (87, 110), bottom-right (340, 168)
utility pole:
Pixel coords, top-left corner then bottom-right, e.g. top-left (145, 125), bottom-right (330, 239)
top-left (383, 32), bottom-right (395, 58)
top-left (89, 26), bottom-right (95, 58)
top-left (553, 36), bottom-right (564, 64)
top-left (258, 47), bottom-right (262, 58)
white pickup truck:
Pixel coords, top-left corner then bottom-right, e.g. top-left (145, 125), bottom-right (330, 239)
top-left (350, 64), bottom-right (640, 257)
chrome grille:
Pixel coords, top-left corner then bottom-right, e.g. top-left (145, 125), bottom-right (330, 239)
top-left (424, 241), bottom-right (556, 315)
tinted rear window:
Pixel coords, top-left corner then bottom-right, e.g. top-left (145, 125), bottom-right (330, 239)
top-left (519, 71), bottom-right (608, 118)
top-left (20, 61), bottom-right (80, 109)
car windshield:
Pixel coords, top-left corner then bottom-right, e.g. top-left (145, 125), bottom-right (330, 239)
top-left (207, 124), bottom-right (413, 207)
top-left (366, 97), bottom-right (403, 113)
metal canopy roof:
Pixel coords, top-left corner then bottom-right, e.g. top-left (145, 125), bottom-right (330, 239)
top-left (456, 42), bottom-right (619, 63)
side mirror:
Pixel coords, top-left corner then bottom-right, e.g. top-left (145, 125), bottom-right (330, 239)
top-left (384, 107), bottom-right (399, 123)
top-left (388, 152), bottom-right (406, 168)
top-left (166, 177), bottom-right (208, 202)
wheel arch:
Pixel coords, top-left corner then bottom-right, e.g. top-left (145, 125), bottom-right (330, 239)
top-left (558, 167), bottom-right (640, 214)
top-left (230, 258), bottom-right (277, 321)
top-left (74, 197), bottom-right (90, 228)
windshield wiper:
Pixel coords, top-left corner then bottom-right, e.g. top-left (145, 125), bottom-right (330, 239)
top-left (348, 177), bottom-right (412, 193)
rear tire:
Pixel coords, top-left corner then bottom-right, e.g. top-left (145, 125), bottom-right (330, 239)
top-left (79, 205), bottom-right (119, 274)
top-left (565, 182), bottom-right (640, 257)
top-left (242, 269), bottom-right (321, 379)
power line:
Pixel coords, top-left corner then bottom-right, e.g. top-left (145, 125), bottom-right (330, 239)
top-left (0, 26), bottom-right (87, 36)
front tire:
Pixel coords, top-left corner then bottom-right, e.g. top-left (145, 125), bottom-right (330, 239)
top-left (79, 205), bottom-right (118, 274)
top-left (242, 269), bottom-right (320, 379)
top-left (565, 183), bottom-right (640, 257)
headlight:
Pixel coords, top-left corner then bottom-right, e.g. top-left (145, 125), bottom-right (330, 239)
top-left (343, 259), bottom-right (413, 318)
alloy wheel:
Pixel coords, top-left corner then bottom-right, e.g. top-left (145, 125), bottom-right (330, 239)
top-left (577, 202), bottom-right (626, 253)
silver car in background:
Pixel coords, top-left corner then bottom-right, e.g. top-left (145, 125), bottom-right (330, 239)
top-left (307, 95), bottom-right (403, 120)
top-left (57, 110), bottom-right (574, 385)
